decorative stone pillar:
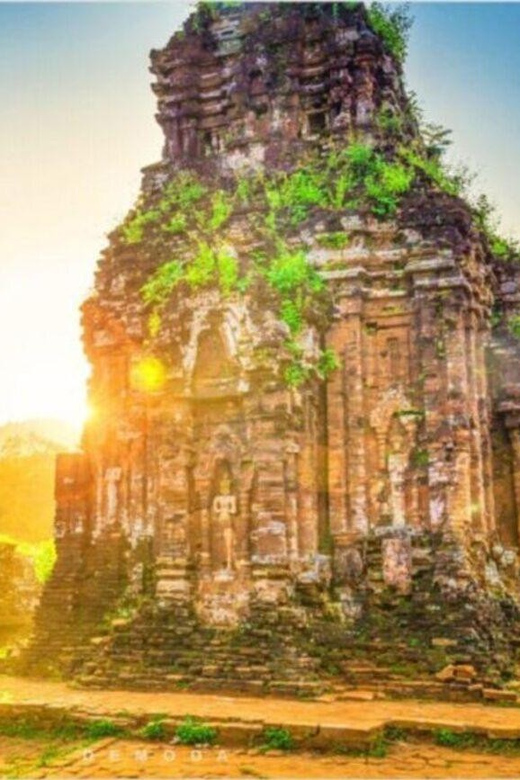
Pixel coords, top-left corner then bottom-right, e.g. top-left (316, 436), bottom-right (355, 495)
top-left (326, 273), bottom-right (368, 540)
top-left (284, 443), bottom-right (300, 561)
top-left (344, 299), bottom-right (369, 535)
top-left (444, 300), bottom-right (474, 533)
top-left (465, 310), bottom-right (487, 533)
top-left (408, 256), bottom-right (472, 537)
top-left (475, 314), bottom-right (496, 535)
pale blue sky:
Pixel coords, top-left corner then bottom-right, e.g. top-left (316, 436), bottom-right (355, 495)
top-left (0, 2), bottom-right (519, 426)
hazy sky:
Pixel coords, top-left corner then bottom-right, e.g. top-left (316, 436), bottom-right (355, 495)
top-left (1, 2), bottom-right (519, 428)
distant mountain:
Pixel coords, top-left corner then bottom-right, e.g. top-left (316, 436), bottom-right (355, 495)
top-left (0, 419), bottom-right (79, 543)
top-left (0, 419), bottom-right (79, 451)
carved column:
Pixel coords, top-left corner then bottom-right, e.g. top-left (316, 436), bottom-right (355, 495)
top-left (465, 310), bottom-right (487, 533)
top-left (326, 277), bottom-right (368, 540)
top-left (326, 312), bottom-right (349, 537)
top-left (408, 256), bottom-right (472, 535)
top-left (344, 296), bottom-right (369, 535)
top-left (442, 299), bottom-right (473, 533)
top-left (284, 443), bottom-right (300, 561)
top-left (475, 315), bottom-right (496, 535)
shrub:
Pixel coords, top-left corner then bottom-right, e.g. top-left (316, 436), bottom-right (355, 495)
top-left (266, 247), bottom-right (323, 296)
top-left (122, 209), bottom-right (161, 244)
top-left (434, 728), bottom-right (475, 749)
top-left (207, 190), bottom-right (233, 231)
top-left (163, 213), bottom-right (187, 235)
top-left (284, 363), bottom-right (310, 388)
top-left (139, 719), bottom-right (167, 741)
top-left (216, 248), bottom-right (239, 295)
top-left (15, 539), bottom-right (57, 584)
top-left (175, 716), bottom-right (217, 746)
top-left (85, 719), bottom-right (125, 739)
top-left (317, 348), bottom-right (340, 379)
top-left (280, 298), bottom-right (304, 335)
top-left (261, 727), bottom-right (294, 751)
top-left (161, 173), bottom-right (207, 212)
top-left (509, 316), bottom-right (520, 340)
top-left (366, 3), bottom-right (413, 63)
top-left (141, 260), bottom-right (184, 306)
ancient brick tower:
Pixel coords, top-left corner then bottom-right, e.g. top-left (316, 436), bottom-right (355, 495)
top-left (25, 2), bottom-right (520, 694)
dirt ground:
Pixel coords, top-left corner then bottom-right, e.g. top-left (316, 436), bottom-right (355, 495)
top-left (3, 736), bottom-right (520, 779)
top-left (2, 675), bottom-right (520, 737)
top-left (4, 676), bottom-right (520, 778)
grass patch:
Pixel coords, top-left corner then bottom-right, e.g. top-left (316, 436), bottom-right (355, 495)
top-left (432, 727), bottom-right (520, 755)
top-left (84, 719), bottom-right (126, 740)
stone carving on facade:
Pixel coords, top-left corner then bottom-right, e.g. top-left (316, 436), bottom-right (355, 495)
top-left (212, 473), bottom-right (238, 572)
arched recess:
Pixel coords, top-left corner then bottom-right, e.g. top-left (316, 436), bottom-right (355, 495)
top-left (192, 321), bottom-right (238, 396)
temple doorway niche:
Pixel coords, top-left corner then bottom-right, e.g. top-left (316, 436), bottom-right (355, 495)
top-left (210, 460), bottom-right (238, 573)
top-left (160, 515), bottom-right (185, 559)
top-left (192, 320), bottom-right (238, 396)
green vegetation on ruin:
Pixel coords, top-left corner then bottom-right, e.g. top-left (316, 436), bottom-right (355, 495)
top-left (138, 717), bottom-right (167, 741)
top-left (85, 719), bottom-right (127, 739)
top-left (120, 1), bottom-right (519, 385)
top-left (259, 726), bottom-right (294, 752)
top-left (0, 534), bottom-right (56, 584)
top-left (174, 715), bottom-right (218, 745)
top-left (366, 3), bottom-right (412, 63)
top-left (122, 140), bottom-right (427, 386)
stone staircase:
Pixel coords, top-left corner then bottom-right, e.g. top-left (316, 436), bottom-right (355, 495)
top-left (74, 599), bottom-right (329, 697)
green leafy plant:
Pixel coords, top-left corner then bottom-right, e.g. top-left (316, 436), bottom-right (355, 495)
top-left (411, 448), bottom-right (429, 468)
top-left (207, 190), bottom-right (233, 231)
top-left (509, 315), bottom-right (520, 340)
top-left (122, 208), bottom-right (161, 244)
top-left (187, 243), bottom-right (239, 295)
top-left (85, 719), bottom-right (126, 739)
top-left (317, 232), bottom-right (350, 249)
top-left (366, 3), bottom-right (413, 63)
top-left (265, 246), bottom-right (323, 296)
top-left (280, 298), bottom-right (304, 335)
top-left (284, 362), bottom-right (310, 388)
top-left (472, 194), bottom-right (520, 262)
top-left (139, 718), bottom-right (167, 741)
top-left (317, 348), bottom-right (340, 379)
top-left (11, 538), bottom-right (57, 584)
top-left (376, 107), bottom-right (403, 136)
top-left (260, 727), bottom-right (294, 751)
top-left (434, 728), bottom-right (476, 749)
top-left (367, 733), bottom-right (388, 758)
top-left (399, 148), bottom-right (462, 197)
top-left (141, 260), bottom-right (184, 306)
top-left (175, 716), bottom-right (217, 746)
top-left (163, 213), bottom-right (187, 235)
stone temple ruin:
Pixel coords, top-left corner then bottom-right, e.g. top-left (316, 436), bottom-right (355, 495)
top-left (23, 2), bottom-right (520, 697)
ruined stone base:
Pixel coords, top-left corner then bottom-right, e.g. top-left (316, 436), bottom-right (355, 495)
top-left (18, 528), bottom-right (520, 703)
